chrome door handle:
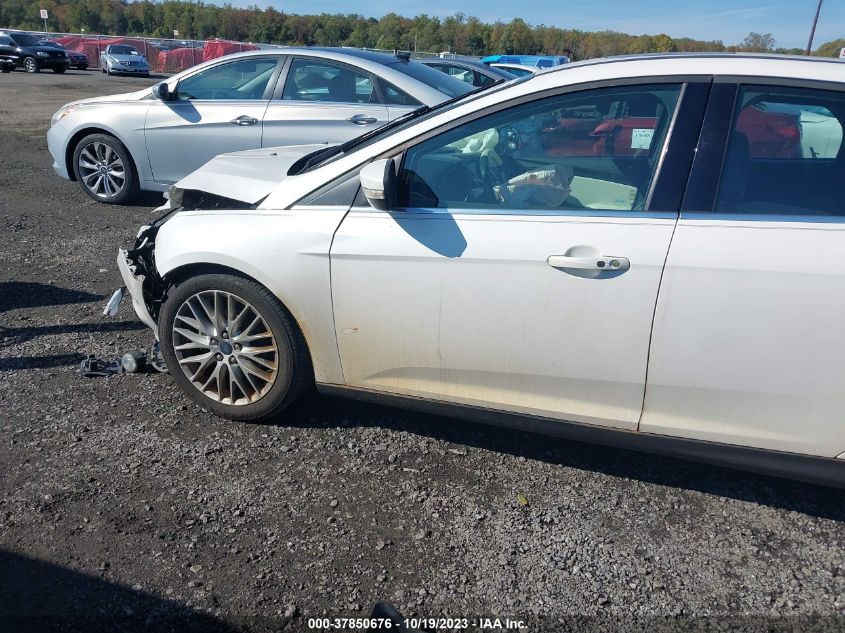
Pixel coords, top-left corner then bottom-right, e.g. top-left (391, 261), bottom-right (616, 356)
top-left (230, 115), bottom-right (258, 126)
top-left (547, 255), bottom-right (630, 271)
top-left (346, 114), bottom-right (378, 125)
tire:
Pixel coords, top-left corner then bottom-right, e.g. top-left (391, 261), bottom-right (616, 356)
top-left (159, 273), bottom-right (312, 421)
top-left (53, 66), bottom-right (66, 74)
top-left (23, 57), bottom-right (38, 73)
top-left (71, 133), bottom-right (139, 205)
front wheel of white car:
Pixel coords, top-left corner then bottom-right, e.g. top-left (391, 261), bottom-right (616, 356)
top-left (159, 273), bottom-right (312, 421)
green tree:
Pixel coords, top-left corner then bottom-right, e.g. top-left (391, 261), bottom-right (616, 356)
top-left (740, 31), bottom-right (776, 52)
top-left (0, 1), bottom-right (813, 61)
top-left (627, 34), bottom-right (655, 54)
top-left (498, 18), bottom-right (536, 54)
top-left (815, 39), bottom-right (845, 57)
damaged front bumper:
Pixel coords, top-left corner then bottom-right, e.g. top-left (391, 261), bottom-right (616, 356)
top-left (103, 208), bottom-right (178, 337)
top-left (116, 248), bottom-right (158, 335)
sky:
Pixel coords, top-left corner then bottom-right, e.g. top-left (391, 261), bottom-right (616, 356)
top-left (217, 0), bottom-right (843, 49)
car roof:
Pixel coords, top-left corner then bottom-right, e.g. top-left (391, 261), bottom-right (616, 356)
top-left (491, 63), bottom-right (538, 72)
top-left (191, 46), bottom-right (416, 67)
top-left (541, 52), bottom-right (845, 78)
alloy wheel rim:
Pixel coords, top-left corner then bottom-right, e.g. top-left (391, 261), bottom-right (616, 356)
top-left (172, 290), bottom-right (279, 406)
top-left (25, 58), bottom-right (35, 71)
top-left (77, 142), bottom-right (126, 199)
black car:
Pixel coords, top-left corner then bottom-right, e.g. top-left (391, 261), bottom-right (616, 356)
top-left (418, 57), bottom-right (516, 88)
top-left (0, 31), bottom-right (70, 73)
top-left (41, 40), bottom-right (88, 70)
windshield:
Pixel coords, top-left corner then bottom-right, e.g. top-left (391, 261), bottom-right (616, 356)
top-left (389, 61), bottom-right (475, 99)
top-left (11, 33), bottom-right (41, 47)
top-left (110, 46), bottom-right (141, 56)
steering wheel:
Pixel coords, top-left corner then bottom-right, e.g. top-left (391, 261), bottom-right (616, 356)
top-left (476, 153), bottom-right (506, 204)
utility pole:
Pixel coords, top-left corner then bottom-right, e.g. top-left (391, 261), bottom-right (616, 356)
top-left (806, 0), bottom-right (824, 55)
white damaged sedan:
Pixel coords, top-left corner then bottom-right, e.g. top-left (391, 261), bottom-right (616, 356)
top-left (110, 54), bottom-right (845, 486)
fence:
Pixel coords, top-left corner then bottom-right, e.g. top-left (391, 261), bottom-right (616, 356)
top-left (14, 29), bottom-right (461, 75)
top-left (20, 31), bottom-right (262, 74)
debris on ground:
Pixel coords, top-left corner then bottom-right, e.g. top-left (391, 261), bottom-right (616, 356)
top-left (77, 341), bottom-right (166, 377)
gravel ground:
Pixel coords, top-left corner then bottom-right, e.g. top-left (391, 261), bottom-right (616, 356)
top-left (1, 68), bottom-right (845, 633)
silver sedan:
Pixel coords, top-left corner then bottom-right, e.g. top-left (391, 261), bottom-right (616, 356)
top-left (48, 48), bottom-right (474, 204)
top-left (99, 43), bottom-right (150, 77)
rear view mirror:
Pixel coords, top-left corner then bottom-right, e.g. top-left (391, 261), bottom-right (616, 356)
top-left (360, 158), bottom-right (396, 211)
top-left (152, 83), bottom-right (169, 100)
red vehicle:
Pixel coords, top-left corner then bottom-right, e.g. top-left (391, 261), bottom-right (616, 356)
top-left (541, 116), bottom-right (659, 157)
top-left (735, 104), bottom-right (801, 158)
top-left (539, 104), bottom-right (801, 159)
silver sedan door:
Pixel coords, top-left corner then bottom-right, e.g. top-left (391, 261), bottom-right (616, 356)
top-left (261, 57), bottom-right (388, 148)
top-left (144, 56), bottom-right (282, 185)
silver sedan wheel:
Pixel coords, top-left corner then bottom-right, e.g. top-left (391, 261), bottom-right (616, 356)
top-left (172, 290), bottom-right (279, 406)
top-left (77, 141), bottom-right (126, 200)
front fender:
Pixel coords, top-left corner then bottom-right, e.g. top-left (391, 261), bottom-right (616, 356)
top-left (153, 208), bottom-right (349, 385)
top-left (62, 103), bottom-right (152, 182)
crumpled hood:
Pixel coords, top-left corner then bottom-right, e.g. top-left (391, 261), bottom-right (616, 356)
top-left (170, 144), bottom-right (336, 205)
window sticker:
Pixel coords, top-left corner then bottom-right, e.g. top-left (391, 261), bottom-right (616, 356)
top-left (631, 128), bottom-right (654, 150)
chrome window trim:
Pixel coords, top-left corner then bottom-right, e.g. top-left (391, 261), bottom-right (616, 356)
top-left (681, 212), bottom-right (845, 224)
top-left (352, 206), bottom-right (678, 220)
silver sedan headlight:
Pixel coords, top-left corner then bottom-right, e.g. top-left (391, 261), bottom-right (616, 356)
top-left (51, 104), bottom-right (79, 126)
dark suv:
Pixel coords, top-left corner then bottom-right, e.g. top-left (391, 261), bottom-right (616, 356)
top-left (0, 31), bottom-right (69, 73)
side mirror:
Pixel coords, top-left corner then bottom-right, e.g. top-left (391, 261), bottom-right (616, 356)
top-left (152, 83), bottom-right (170, 101)
top-left (360, 158), bottom-right (396, 211)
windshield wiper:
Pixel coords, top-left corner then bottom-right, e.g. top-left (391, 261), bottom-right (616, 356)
top-left (287, 144), bottom-right (342, 176)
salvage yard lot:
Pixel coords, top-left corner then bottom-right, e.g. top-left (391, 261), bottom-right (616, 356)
top-left (1, 69), bottom-right (845, 632)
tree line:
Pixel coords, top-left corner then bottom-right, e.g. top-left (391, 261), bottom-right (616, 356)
top-left (1, 0), bottom-right (842, 58)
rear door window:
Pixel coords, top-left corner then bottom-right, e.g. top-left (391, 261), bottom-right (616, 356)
top-left (281, 58), bottom-right (379, 105)
top-left (715, 86), bottom-right (845, 215)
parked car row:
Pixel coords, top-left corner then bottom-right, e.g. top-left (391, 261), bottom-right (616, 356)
top-left (0, 31), bottom-right (158, 76)
top-left (0, 30), bottom-right (71, 73)
top-left (46, 48), bottom-right (845, 485)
